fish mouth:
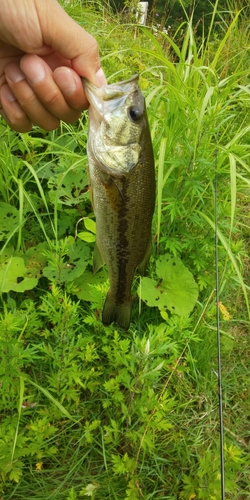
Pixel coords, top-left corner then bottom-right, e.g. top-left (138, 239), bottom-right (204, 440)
top-left (83, 74), bottom-right (139, 99)
top-left (82, 74), bottom-right (139, 123)
top-left (82, 74), bottom-right (140, 117)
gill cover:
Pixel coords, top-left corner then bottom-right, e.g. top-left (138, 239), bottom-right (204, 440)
top-left (83, 75), bottom-right (145, 175)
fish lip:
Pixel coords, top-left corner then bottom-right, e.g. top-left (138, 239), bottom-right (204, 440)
top-left (82, 74), bottom-right (139, 100)
top-left (82, 74), bottom-right (140, 121)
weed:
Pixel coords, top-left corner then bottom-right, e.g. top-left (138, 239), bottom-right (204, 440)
top-left (0, 1), bottom-right (250, 498)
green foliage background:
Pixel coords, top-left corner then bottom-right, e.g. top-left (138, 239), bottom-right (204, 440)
top-left (112, 0), bottom-right (250, 35)
top-left (0, 0), bottom-right (250, 498)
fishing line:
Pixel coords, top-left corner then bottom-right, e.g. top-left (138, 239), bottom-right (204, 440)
top-left (214, 82), bottom-right (225, 499)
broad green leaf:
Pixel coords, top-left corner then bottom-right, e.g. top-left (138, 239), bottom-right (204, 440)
top-left (78, 231), bottom-right (96, 243)
top-left (138, 254), bottom-right (198, 317)
top-left (48, 168), bottom-right (88, 206)
top-left (138, 277), bottom-right (160, 307)
top-left (0, 246), bottom-right (14, 262)
top-left (0, 202), bottom-right (19, 242)
top-left (84, 218), bottom-right (96, 234)
top-left (43, 240), bottom-right (90, 282)
top-left (0, 255), bottom-right (38, 293)
top-left (73, 269), bottom-right (108, 303)
top-left (21, 242), bottom-right (48, 279)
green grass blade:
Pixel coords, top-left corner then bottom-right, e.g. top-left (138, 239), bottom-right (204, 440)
top-left (23, 161), bottom-right (56, 239)
top-left (157, 137), bottom-right (167, 246)
top-left (198, 211), bottom-right (250, 319)
top-left (23, 190), bottom-right (52, 247)
top-left (229, 152), bottom-right (237, 235)
top-left (17, 179), bottom-right (24, 252)
top-left (210, 12), bottom-right (241, 71)
top-left (27, 377), bottom-right (77, 422)
top-left (236, 173), bottom-right (250, 186)
top-left (204, 0), bottom-right (220, 52)
top-left (225, 124), bottom-right (250, 149)
top-left (11, 376), bottom-right (25, 461)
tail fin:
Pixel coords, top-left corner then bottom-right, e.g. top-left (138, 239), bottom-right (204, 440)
top-left (102, 293), bottom-right (132, 330)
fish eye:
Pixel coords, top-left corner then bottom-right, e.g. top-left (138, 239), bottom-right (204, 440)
top-left (128, 106), bottom-right (143, 123)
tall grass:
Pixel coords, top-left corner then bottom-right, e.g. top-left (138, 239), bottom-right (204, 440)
top-left (0, 1), bottom-right (250, 499)
top-left (128, 5), bottom-right (250, 317)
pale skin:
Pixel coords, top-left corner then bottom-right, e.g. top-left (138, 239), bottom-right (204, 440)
top-left (0, 0), bottom-right (106, 132)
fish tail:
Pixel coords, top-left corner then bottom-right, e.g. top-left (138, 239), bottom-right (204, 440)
top-left (102, 293), bottom-right (132, 330)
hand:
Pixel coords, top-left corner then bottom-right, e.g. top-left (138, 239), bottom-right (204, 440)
top-left (0, 0), bottom-right (106, 132)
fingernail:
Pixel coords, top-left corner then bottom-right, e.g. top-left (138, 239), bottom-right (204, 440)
top-left (6, 65), bottom-right (25, 84)
top-left (95, 68), bottom-right (107, 87)
top-left (23, 59), bottom-right (46, 84)
top-left (2, 85), bottom-right (17, 102)
top-left (54, 67), bottom-right (77, 95)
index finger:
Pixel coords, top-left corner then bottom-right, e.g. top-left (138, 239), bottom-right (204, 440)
top-left (39, 0), bottom-right (102, 83)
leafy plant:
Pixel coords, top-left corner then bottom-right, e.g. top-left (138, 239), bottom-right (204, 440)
top-left (0, 1), bottom-right (249, 498)
top-left (139, 253), bottom-right (198, 317)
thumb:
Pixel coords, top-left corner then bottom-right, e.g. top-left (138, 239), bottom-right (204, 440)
top-left (38, 0), bottom-right (103, 84)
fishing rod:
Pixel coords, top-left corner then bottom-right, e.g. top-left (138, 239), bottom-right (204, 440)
top-left (214, 102), bottom-right (225, 499)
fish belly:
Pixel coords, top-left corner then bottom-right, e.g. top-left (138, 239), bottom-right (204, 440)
top-left (91, 155), bottom-right (155, 330)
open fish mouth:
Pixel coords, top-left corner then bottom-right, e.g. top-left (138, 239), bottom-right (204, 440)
top-left (83, 74), bottom-right (139, 99)
top-left (83, 74), bottom-right (145, 176)
top-left (82, 74), bottom-right (140, 119)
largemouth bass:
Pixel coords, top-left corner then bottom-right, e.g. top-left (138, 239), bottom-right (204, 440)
top-left (83, 74), bottom-right (155, 330)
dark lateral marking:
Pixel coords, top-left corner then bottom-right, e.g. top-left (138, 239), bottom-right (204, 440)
top-left (103, 176), bottom-right (123, 212)
top-left (115, 177), bottom-right (131, 306)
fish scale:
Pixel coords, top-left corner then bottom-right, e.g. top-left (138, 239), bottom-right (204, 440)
top-left (83, 75), bottom-right (155, 330)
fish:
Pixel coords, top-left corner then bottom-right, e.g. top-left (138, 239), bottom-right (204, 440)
top-left (83, 74), bottom-right (155, 330)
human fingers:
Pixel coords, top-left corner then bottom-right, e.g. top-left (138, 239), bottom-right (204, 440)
top-left (4, 57), bottom-right (82, 130)
top-left (38, 0), bottom-right (105, 83)
top-left (54, 66), bottom-right (107, 108)
top-left (21, 54), bottom-right (87, 115)
top-left (0, 84), bottom-right (32, 132)
top-left (4, 60), bottom-right (59, 131)
top-left (1, 58), bottom-right (106, 132)
top-left (0, 0), bottom-right (101, 83)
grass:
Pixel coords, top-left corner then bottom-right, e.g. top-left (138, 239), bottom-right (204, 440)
top-left (0, 0), bottom-right (250, 498)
